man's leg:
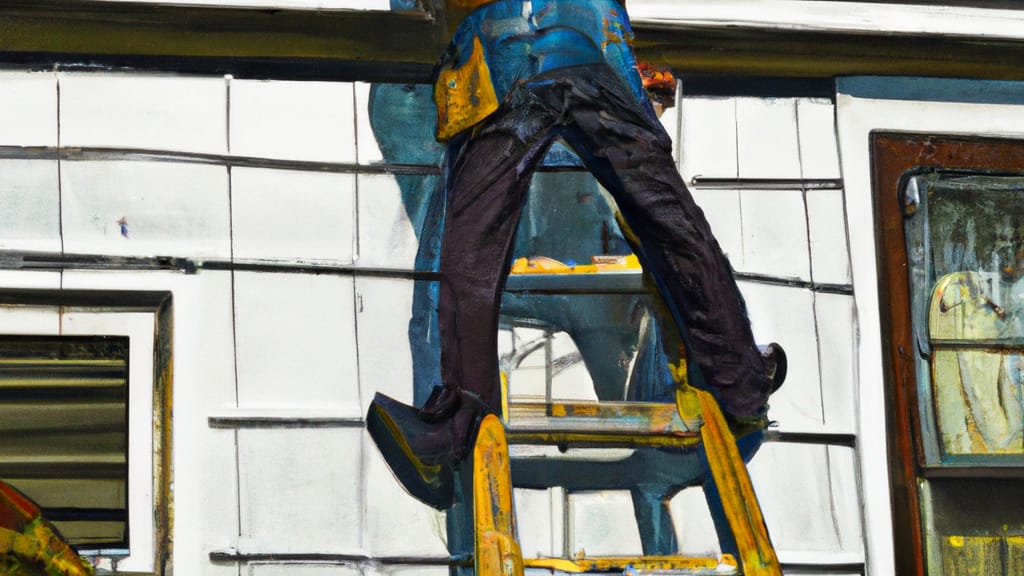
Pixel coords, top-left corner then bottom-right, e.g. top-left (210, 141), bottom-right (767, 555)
top-left (368, 83), bottom-right (447, 407)
top-left (434, 115), bottom-right (555, 420)
top-left (557, 68), bottom-right (772, 418)
top-left (366, 92), bottom-right (557, 510)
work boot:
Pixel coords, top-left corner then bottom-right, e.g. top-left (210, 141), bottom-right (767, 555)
top-left (760, 342), bottom-right (787, 394)
top-left (366, 389), bottom-right (489, 510)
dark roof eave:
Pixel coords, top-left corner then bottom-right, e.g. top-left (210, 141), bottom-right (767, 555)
top-left (1, 1), bottom-right (1023, 82)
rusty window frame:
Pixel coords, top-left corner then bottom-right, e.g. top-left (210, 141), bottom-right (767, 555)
top-left (873, 132), bottom-right (1024, 576)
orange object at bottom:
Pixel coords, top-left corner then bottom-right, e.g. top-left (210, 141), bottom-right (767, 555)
top-left (0, 481), bottom-right (95, 576)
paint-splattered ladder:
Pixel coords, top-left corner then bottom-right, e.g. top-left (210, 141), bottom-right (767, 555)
top-left (470, 386), bottom-right (781, 576)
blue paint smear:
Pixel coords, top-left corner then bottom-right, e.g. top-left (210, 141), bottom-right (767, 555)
top-left (838, 76), bottom-right (1024, 106)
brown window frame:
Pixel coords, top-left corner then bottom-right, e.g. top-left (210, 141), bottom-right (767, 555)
top-left (873, 131), bottom-right (1024, 576)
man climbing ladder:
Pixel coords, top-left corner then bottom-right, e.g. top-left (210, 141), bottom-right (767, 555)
top-left (367, 0), bottom-right (785, 518)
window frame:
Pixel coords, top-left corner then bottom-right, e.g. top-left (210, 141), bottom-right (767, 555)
top-left (873, 132), bottom-right (1024, 576)
top-left (0, 289), bottom-right (172, 575)
top-left (0, 334), bottom-right (131, 550)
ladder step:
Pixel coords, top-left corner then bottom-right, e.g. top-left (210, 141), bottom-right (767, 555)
top-left (506, 402), bottom-right (701, 449)
top-left (524, 554), bottom-right (738, 575)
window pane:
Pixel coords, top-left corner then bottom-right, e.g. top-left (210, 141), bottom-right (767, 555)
top-left (921, 478), bottom-right (1024, 575)
top-left (0, 336), bottom-right (129, 550)
top-left (904, 174), bottom-right (1024, 461)
top-left (904, 172), bottom-right (1024, 575)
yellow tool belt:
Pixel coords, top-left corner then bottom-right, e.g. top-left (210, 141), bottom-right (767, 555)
top-left (434, 36), bottom-right (500, 142)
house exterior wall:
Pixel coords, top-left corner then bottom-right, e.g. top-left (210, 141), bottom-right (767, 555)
top-left (676, 94), bottom-right (862, 572)
top-left (1, 68), bottom-right (860, 575)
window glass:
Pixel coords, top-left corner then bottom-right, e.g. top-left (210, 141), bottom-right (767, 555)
top-left (903, 173), bottom-right (1024, 463)
top-left (0, 336), bottom-right (129, 551)
top-left (902, 172), bottom-right (1024, 575)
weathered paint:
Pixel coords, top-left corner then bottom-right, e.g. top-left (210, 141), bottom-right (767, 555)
top-left (473, 414), bottom-right (524, 576)
top-left (941, 536), bottom-right (1003, 575)
top-left (434, 36), bottom-right (499, 141)
top-left (509, 254), bottom-right (641, 275)
top-left (695, 388), bottom-right (780, 576)
top-left (837, 76), bottom-right (1024, 106)
top-left (513, 400), bottom-right (699, 432)
top-left (524, 553), bottom-right (736, 573)
top-left (506, 399), bottom-right (702, 449)
top-left (865, 133), bottom-right (1024, 575)
top-left (483, 391), bottom-right (775, 574)
top-left (154, 297), bottom-right (174, 574)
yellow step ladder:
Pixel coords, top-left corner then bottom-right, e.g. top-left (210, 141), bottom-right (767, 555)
top-left (470, 386), bottom-right (780, 576)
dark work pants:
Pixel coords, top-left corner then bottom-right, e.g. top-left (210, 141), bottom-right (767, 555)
top-left (437, 63), bottom-right (769, 420)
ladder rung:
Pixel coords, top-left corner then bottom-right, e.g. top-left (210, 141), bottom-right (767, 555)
top-left (524, 554), bottom-right (738, 574)
top-left (505, 429), bottom-right (701, 449)
top-left (507, 402), bottom-right (701, 436)
top-left (507, 402), bottom-right (701, 449)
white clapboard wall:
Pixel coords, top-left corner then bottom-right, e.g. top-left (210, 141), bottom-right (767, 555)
top-left (0, 67), bottom-right (870, 576)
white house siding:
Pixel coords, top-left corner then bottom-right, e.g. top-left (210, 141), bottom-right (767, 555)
top-left (0, 69), bottom-right (866, 575)
top-left (675, 95), bottom-right (863, 568)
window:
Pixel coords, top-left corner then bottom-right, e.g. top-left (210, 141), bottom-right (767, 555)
top-left (0, 293), bottom-right (172, 574)
top-left (903, 173), bottom-right (1024, 462)
top-left (904, 173), bottom-right (1024, 574)
top-left (0, 336), bottom-right (130, 551)
top-left (875, 134), bottom-right (1024, 575)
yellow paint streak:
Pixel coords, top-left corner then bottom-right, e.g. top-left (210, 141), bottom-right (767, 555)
top-left (0, 521), bottom-right (95, 576)
top-left (525, 554), bottom-right (735, 573)
top-left (505, 430), bottom-right (701, 448)
top-left (500, 372), bottom-right (510, 423)
top-left (675, 384), bottom-right (702, 424)
top-left (1006, 536), bottom-right (1024, 574)
top-left (374, 404), bottom-right (446, 486)
top-left (434, 35), bottom-right (499, 141)
top-left (668, 357), bottom-right (688, 384)
top-left (599, 11), bottom-right (632, 51)
top-left (542, 401), bottom-right (680, 421)
top-left (941, 535), bottom-right (1003, 575)
top-left (509, 254), bottom-right (641, 275)
top-left (696, 389), bottom-right (781, 576)
top-left (474, 414), bottom-right (523, 576)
